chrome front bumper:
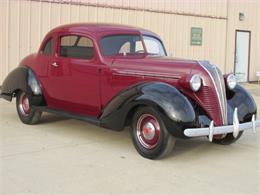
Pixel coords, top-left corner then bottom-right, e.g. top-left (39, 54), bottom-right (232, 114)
top-left (184, 108), bottom-right (260, 142)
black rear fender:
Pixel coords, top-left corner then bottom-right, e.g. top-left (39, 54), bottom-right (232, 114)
top-left (1, 66), bottom-right (46, 106)
top-left (227, 84), bottom-right (257, 123)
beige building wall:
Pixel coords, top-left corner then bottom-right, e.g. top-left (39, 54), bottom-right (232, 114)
top-left (225, 0), bottom-right (260, 81)
top-left (0, 0), bottom-right (259, 83)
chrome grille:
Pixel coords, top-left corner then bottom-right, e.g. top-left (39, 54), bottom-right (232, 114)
top-left (198, 61), bottom-right (228, 125)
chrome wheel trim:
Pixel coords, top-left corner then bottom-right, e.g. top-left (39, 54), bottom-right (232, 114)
top-left (136, 114), bottom-right (160, 149)
top-left (18, 92), bottom-right (31, 117)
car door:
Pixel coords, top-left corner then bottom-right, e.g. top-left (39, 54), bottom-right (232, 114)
top-left (34, 36), bottom-right (56, 102)
top-left (47, 33), bottom-right (101, 117)
top-left (36, 37), bottom-right (54, 77)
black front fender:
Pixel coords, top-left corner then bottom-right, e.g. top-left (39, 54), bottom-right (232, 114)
top-left (100, 82), bottom-right (196, 138)
top-left (227, 85), bottom-right (257, 123)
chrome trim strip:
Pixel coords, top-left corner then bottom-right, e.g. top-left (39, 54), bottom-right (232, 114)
top-left (184, 109), bottom-right (260, 141)
top-left (197, 61), bottom-right (227, 124)
top-left (112, 69), bottom-right (181, 79)
top-left (215, 66), bottom-right (228, 124)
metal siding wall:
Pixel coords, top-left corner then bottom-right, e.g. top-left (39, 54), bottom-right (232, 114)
top-left (225, 0), bottom-right (260, 81)
top-left (9, 0), bottom-right (20, 79)
top-left (20, 0), bottom-right (30, 61)
top-left (80, 0), bottom-right (228, 18)
top-left (0, 1), bottom-right (9, 84)
top-left (257, 3), bottom-right (260, 80)
top-left (0, 0), bottom-right (259, 83)
top-left (32, 1), bottom-right (39, 51)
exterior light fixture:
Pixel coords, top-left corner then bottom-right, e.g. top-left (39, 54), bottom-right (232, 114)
top-left (239, 12), bottom-right (245, 21)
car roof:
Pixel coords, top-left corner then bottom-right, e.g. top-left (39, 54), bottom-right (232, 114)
top-left (48, 23), bottom-right (160, 38)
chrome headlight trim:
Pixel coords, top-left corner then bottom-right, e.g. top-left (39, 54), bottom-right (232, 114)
top-left (226, 74), bottom-right (237, 90)
top-left (190, 74), bottom-right (202, 92)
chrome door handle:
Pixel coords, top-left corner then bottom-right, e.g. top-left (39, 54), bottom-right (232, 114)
top-left (51, 62), bottom-right (59, 67)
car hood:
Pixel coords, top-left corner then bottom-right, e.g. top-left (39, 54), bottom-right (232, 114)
top-left (109, 55), bottom-right (227, 126)
top-left (110, 55), bottom-right (198, 79)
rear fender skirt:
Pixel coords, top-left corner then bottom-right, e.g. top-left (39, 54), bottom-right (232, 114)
top-left (227, 85), bottom-right (257, 123)
top-left (1, 66), bottom-right (45, 106)
top-left (100, 82), bottom-right (196, 138)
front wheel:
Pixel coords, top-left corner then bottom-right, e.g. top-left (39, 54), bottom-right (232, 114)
top-left (130, 107), bottom-right (176, 159)
top-left (212, 131), bottom-right (243, 145)
top-left (16, 91), bottom-right (42, 124)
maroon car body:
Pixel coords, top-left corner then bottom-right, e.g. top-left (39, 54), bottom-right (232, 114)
top-left (1, 23), bottom-right (259, 159)
top-left (21, 24), bottom-right (222, 124)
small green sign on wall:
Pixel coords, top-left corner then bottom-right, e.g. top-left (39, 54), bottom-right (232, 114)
top-left (191, 27), bottom-right (202, 46)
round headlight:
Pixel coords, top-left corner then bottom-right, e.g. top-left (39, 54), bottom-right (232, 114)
top-left (226, 74), bottom-right (237, 90)
top-left (190, 74), bottom-right (201, 92)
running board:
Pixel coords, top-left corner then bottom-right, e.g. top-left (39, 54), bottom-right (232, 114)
top-left (33, 106), bottom-right (100, 126)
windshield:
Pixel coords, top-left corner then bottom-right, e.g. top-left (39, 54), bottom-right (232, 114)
top-left (100, 35), bottom-right (145, 56)
top-left (100, 34), bottom-right (166, 56)
top-left (143, 35), bottom-right (166, 56)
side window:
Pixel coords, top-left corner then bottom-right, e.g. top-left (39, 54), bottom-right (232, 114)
top-left (119, 42), bottom-right (130, 54)
top-left (60, 35), bottom-right (94, 59)
top-left (77, 37), bottom-right (94, 47)
top-left (119, 41), bottom-right (143, 54)
top-left (42, 38), bottom-right (53, 55)
top-left (60, 35), bottom-right (77, 46)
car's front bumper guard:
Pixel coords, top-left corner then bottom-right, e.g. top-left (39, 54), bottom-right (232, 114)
top-left (184, 108), bottom-right (260, 142)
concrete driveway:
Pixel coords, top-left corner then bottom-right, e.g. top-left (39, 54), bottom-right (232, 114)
top-left (0, 84), bottom-right (260, 195)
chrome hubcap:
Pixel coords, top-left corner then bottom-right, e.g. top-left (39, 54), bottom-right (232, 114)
top-left (136, 114), bottom-right (160, 149)
top-left (143, 122), bottom-right (156, 140)
top-left (19, 93), bottom-right (31, 116)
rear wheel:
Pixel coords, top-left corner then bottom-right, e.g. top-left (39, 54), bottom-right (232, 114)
top-left (130, 107), bottom-right (176, 159)
top-left (16, 91), bottom-right (42, 124)
top-left (212, 131), bottom-right (243, 145)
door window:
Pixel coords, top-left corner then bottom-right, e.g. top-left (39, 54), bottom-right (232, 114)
top-left (60, 35), bottom-right (78, 46)
top-left (60, 35), bottom-right (94, 59)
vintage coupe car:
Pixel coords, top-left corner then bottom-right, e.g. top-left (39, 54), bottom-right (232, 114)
top-left (1, 23), bottom-right (259, 159)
